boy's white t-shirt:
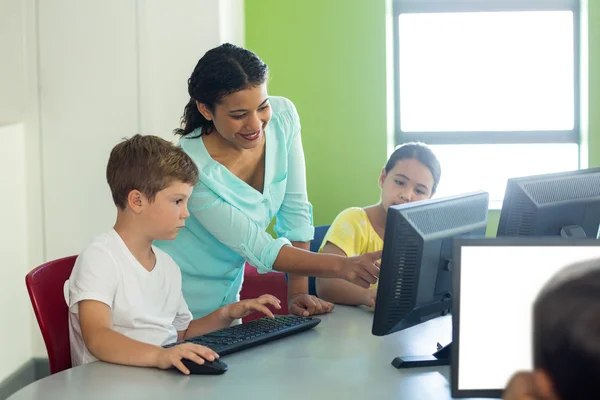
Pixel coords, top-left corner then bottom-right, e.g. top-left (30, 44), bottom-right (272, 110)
top-left (64, 229), bottom-right (192, 366)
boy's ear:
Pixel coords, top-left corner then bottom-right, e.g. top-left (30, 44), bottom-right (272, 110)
top-left (196, 101), bottom-right (213, 121)
top-left (378, 168), bottom-right (386, 190)
top-left (127, 190), bottom-right (145, 214)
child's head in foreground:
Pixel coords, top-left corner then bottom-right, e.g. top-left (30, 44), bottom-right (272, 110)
top-left (505, 259), bottom-right (600, 400)
top-left (106, 134), bottom-right (199, 241)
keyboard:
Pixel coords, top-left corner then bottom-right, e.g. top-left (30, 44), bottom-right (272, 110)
top-left (164, 315), bottom-right (321, 356)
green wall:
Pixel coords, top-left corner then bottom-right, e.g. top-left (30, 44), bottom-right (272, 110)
top-left (246, 1), bottom-right (598, 237)
top-left (245, 0), bottom-right (387, 227)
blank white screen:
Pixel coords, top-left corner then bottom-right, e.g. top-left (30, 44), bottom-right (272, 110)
top-left (457, 245), bottom-right (600, 391)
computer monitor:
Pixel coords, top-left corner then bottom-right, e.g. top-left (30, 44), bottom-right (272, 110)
top-left (451, 238), bottom-right (600, 399)
top-left (372, 191), bottom-right (489, 368)
top-left (497, 167), bottom-right (600, 238)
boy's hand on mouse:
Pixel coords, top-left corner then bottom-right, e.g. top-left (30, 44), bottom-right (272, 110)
top-left (225, 294), bottom-right (282, 320)
top-left (288, 293), bottom-right (334, 316)
top-left (337, 251), bottom-right (381, 288)
top-left (156, 343), bottom-right (219, 375)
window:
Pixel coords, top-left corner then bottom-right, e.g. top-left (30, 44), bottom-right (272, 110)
top-left (393, 0), bottom-right (581, 207)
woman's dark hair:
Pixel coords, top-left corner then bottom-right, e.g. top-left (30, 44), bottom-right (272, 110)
top-left (175, 43), bottom-right (269, 137)
top-left (384, 142), bottom-right (441, 194)
top-left (533, 264), bottom-right (600, 400)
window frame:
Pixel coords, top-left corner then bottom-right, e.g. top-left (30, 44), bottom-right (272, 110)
top-left (392, 0), bottom-right (582, 151)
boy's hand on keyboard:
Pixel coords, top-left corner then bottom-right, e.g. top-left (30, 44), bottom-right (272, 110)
top-left (288, 294), bottom-right (334, 316)
top-left (156, 343), bottom-right (219, 375)
top-left (338, 251), bottom-right (381, 288)
top-left (225, 294), bottom-right (282, 320)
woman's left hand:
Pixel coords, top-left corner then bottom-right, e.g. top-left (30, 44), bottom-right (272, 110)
top-left (226, 295), bottom-right (282, 320)
top-left (288, 294), bottom-right (334, 317)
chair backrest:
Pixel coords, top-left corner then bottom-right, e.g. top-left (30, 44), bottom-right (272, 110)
top-left (241, 263), bottom-right (289, 322)
top-left (25, 255), bottom-right (77, 374)
top-left (310, 225), bottom-right (330, 253)
top-left (308, 225), bottom-right (330, 295)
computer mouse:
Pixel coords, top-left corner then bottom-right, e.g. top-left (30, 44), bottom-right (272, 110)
top-left (180, 358), bottom-right (228, 375)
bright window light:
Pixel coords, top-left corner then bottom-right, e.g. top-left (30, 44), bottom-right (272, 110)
top-left (399, 11), bottom-right (574, 132)
top-left (429, 143), bottom-right (579, 206)
top-left (396, 10), bottom-right (578, 205)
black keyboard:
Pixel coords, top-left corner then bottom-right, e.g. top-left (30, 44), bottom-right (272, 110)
top-left (163, 315), bottom-right (321, 356)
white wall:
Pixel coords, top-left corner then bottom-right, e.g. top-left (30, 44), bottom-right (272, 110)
top-left (40, 0), bottom-right (244, 262)
top-left (38, 0), bottom-right (141, 261)
top-left (137, 0), bottom-right (223, 137)
top-left (0, 0), bottom-right (245, 377)
top-left (21, 0), bottom-right (47, 362)
top-left (0, 124), bottom-right (32, 382)
top-left (219, 0), bottom-right (245, 46)
top-left (0, 1), bottom-right (28, 125)
top-left (0, 0), bottom-right (44, 380)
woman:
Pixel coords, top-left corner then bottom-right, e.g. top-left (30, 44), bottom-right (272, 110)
top-left (156, 43), bottom-right (381, 319)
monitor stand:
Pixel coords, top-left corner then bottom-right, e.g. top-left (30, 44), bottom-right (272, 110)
top-left (560, 225), bottom-right (586, 238)
top-left (391, 342), bottom-right (451, 369)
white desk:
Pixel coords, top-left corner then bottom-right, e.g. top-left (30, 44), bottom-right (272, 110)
top-left (9, 306), bottom-right (493, 400)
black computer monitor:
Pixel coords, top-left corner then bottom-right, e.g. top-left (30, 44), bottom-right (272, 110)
top-left (497, 167), bottom-right (600, 238)
top-left (372, 191), bottom-right (489, 368)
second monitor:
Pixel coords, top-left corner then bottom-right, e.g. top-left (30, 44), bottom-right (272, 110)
top-left (497, 167), bottom-right (600, 238)
top-left (372, 191), bottom-right (489, 368)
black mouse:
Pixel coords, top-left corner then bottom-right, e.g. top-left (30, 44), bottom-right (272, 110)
top-left (180, 358), bottom-right (228, 375)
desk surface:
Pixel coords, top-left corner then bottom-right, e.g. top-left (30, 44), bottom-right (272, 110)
top-left (10, 306), bottom-right (492, 400)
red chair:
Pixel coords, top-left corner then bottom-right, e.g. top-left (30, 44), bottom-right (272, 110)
top-left (25, 255), bottom-right (77, 374)
top-left (240, 262), bottom-right (289, 322)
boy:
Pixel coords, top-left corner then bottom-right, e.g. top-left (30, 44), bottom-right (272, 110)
top-left (503, 259), bottom-right (600, 400)
top-left (65, 134), bottom-right (280, 375)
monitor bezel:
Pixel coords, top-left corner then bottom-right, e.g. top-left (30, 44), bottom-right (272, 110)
top-left (451, 237), bottom-right (600, 399)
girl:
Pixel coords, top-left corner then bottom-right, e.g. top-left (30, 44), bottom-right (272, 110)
top-left (316, 143), bottom-right (441, 307)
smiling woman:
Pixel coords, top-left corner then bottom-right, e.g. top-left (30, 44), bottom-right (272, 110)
top-left (155, 43), bottom-right (383, 320)
top-left (201, 90), bottom-right (271, 145)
